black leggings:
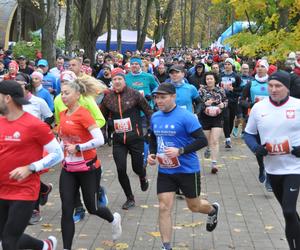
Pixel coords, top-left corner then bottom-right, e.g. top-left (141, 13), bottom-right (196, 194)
top-left (223, 102), bottom-right (238, 138)
top-left (59, 168), bottom-right (114, 249)
top-left (269, 174), bottom-right (300, 250)
top-left (0, 200), bottom-right (43, 250)
top-left (113, 139), bottom-right (146, 198)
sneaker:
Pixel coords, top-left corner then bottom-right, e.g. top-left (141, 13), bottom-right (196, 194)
top-left (258, 166), bottom-right (266, 183)
top-left (112, 212), bottom-right (122, 241)
top-left (73, 207), bottom-right (85, 223)
top-left (99, 186), bottom-right (109, 207)
top-left (161, 247), bottom-right (172, 250)
top-left (232, 127), bottom-right (239, 137)
top-left (204, 148), bottom-right (211, 159)
top-left (44, 236), bottom-right (57, 250)
top-left (225, 140), bottom-right (232, 149)
top-left (140, 177), bottom-right (149, 191)
top-left (28, 210), bottom-right (42, 225)
top-left (265, 175), bottom-right (273, 192)
top-left (211, 163), bottom-right (218, 174)
top-left (122, 198), bottom-right (135, 210)
top-left (206, 202), bottom-right (220, 232)
top-left (40, 183), bottom-right (53, 206)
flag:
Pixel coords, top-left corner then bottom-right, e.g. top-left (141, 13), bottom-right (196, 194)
top-left (156, 38), bottom-right (165, 56)
top-left (149, 41), bottom-right (156, 54)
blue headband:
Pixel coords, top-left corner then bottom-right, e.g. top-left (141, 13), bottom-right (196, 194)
top-left (130, 57), bottom-right (142, 66)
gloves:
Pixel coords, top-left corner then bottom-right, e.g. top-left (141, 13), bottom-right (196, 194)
top-left (291, 146), bottom-right (300, 157)
top-left (255, 145), bottom-right (268, 157)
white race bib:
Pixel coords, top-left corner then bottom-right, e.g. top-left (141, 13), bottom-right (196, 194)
top-left (221, 81), bottom-right (232, 90)
top-left (157, 153), bottom-right (180, 169)
top-left (114, 118), bottom-right (133, 133)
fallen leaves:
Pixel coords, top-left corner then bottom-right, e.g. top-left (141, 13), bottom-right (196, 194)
top-left (147, 231), bottom-right (161, 237)
top-left (265, 225), bottom-right (274, 230)
top-left (176, 221), bottom-right (204, 228)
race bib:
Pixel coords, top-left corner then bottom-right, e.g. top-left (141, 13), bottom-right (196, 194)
top-left (205, 106), bottom-right (221, 117)
top-left (114, 118), bottom-right (133, 133)
top-left (254, 95), bottom-right (267, 103)
top-left (265, 136), bottom-right (291, 155)
top-left (157, 153), bottom-right (180, 168)
top-left (221, 81), bottom-right (232, 90)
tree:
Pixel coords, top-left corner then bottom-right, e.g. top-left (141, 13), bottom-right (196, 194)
top-left (137, 0), bottom-right (153, 50)
top-left (65, 0), bottom-right (74, 55)
top-left (75, 0), bottom-right (107, 63)
top-left (189, 0), bottom-right (196, 47)
top-left (212, 0), bottom-right (300, 62)
top-left (106, 0), bottom-right (111, 52)
top-left (117, 0), bottom-right (122, 51)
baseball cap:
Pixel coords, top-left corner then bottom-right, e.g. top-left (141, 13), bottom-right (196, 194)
top-left (17, 55), bottom-right (26, 60)
top-left (269, 70), bottom-right (291, 89)
top-left (37, 59), bottom-right (48, 67)
top-left (0, 80), bottom-right (30, 105)
top-left (169, 65), bottom-right (185, 73)
top-left (15, 73), bottom-right (30, 85)
top-left (152, 83), bottom-right (176, 95)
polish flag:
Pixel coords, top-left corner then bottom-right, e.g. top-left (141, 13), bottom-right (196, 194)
top-left (149, 41), bottom-right (157, 54)
top-left (156, 38), bottom-right (165, 56)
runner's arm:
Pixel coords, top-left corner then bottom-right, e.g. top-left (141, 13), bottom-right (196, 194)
top-left (29, 138), bottom-right (64, 172)
top-left (77, 127), bottom-right (104, 151)
top-left (181, 128), bottom-right (208, 154)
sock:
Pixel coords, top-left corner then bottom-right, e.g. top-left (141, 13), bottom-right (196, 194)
top-left (211, 160), bottom-right (217, 166)
top-left (163, 242), bottom-right (171, 250)
top-left (226, 138), bottom-right (231, 142)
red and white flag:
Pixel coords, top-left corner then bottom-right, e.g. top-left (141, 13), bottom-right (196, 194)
top-left (156, 38), bottom-right (165, 56)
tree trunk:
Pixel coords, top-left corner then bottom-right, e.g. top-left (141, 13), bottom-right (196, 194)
top-left (106, 0), bottom-right (111, 51)
top-left (16, 4), bottom-right (22, 42)
top-left (117, 0), bottom-right (122, 51)
top-left (40, 0), bottom-right (58, 68)
top-left (153, 0), bottom-right (161, 43)
top-left (162, 0), bottom-right (176, 49)
top-left (65, 0), bottom-right (73, 56)
top-left (278, 6), bottom-right (289, 31)
top-left (189, 0), bottom-right (196, 48)
top-left (76, 0), bottom-right (107, 63)
top-left (136, 0), bottom-right (142, 50)
top-left (138, 0), bottom-right (153, 50)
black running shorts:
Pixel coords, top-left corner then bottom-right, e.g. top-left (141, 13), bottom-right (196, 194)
top-left (157, 171), bottom-right (201, 198)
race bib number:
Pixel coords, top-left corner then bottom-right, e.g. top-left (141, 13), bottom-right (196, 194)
top-left (114, 118), bottom-right (133, 133)
top-left (221, 81), bottom-right (232, 90)
top-left (254, 95), bottom-right (267, 103)
top-left (265, 136), bottom-right (291, 155)
top-left (157, 153), bottom-right (180, 168)
top-left (205, 106), bottom-right (221, 117)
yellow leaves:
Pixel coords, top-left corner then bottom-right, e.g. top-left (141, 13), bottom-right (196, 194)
top-left (265, 225), bottom-right (274, 230)
top-left (115, 243), bottom-right (129, 249)
top-left (176, 221), bottom-right (204, 228)
top-left (140, 205), bottom-right (149, 208)
top-left (147, 231), bottom-right (161, 237)
top-left (233, 228), bottom-right (241, 233)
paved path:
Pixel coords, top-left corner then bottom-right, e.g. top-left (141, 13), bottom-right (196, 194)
top-left (25, 137), bottom-right (297, 250)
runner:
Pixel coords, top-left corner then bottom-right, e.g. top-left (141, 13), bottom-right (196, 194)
top-left (0, 80), bottom-right (63, 250)
top-left (101, 68), bottom-right (152, 209)
top-left (199, 72), bottom-right (227, 173)
top-left (244, 70), bottom-right (300, 250)
top-left (148, 83), bottom-right (220, 250)
top-left (58, 79), bottom-right (122, 249)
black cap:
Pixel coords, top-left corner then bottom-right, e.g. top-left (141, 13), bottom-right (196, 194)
top-left (269, 70), bottom-right (291, 89)
top-left (152, 82), bottom-right (176, 95)
top-left (0, 80), bottom-right (30, 105)
top-left (17, 55), bottom-right (26, 60)
top-left (15, 73), bottom-right (31, 85)
top-left (169, 65), bottom-right (185, 73)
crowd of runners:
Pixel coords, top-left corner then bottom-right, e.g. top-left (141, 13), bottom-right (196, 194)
top-left (0, 47), bottom-right (300, 250)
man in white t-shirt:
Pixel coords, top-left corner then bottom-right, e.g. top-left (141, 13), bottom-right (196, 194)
top-left (244, 70), bottom-right (300, 250)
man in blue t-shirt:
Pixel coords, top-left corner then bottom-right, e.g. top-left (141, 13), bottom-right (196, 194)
top-left (147, 83), bottom-right (220, 250)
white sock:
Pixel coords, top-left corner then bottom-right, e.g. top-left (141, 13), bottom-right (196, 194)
top-left (42, 241), bottom-right (48, 250)
top-left (226, 138), bottom-right (231, 142)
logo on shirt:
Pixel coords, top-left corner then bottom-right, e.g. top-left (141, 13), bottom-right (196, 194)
top-left (286, 110), bottom-right (295, 119)
top-left (13, 131), bottom-right (20, 139)
top-left (4, 131), bottom-right (21, 141)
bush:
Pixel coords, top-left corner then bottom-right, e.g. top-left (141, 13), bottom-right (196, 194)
top-left (12, 37), bottom-right (41, 61)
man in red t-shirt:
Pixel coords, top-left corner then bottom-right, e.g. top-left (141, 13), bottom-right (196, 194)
top-left (0, 80), bottom-right (63, 250)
